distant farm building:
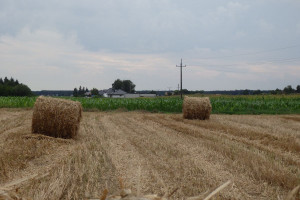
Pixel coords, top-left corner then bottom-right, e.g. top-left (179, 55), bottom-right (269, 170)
top-left (98, 88), bottom-right (127, 98)
top-left (98, 88), bottom-right (156, 98)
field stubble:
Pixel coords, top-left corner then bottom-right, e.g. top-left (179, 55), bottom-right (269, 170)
top-left (0, 109), bottom-right (299, 200)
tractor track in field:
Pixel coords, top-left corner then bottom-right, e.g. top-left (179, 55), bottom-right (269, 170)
top-left (0, 109), bottom-right (299, 200)
top-left (146, 114), bottom-right (300, 167)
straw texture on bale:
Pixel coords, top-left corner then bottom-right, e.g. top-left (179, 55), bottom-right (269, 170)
top-left (183, 96), bottom-right (212, 120)
top-left (32, 96), bottom-right (82, 139)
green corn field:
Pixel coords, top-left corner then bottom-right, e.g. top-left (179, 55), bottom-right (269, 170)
top-left (0, 95), bottom-right (299, 114)
top-left (0, 97), bottom-right (36, 108)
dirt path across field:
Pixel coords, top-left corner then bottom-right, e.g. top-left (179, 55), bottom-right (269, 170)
top-left (0, 109), bottom-right (299, 200)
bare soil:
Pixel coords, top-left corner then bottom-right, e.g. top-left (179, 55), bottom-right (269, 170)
top-left (0, 109), bottom-right (299, 200)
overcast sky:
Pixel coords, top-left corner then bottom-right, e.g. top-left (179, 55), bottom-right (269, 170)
top-left (0, 0), bottom-right (299, 91)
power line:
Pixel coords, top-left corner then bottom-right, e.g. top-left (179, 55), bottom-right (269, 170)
top-left (252, 56), bottom-right (300, 64)
top-left (189, 56), bottom-right (300, 69)
top-left (200, 44), bottom-right (300, 60)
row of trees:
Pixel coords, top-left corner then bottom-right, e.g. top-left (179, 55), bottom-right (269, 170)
top-left (270, 85), bottom-right (300, 95)
top-left (73, 86), bottom-right (99, 97)
top-left (0, 77), bottom-right (32, 96)
top-left (172, 85), bottom-right (300, 96)
top-left (240, 85), bottom-right (300, 95)
top-left (73, 82), bottom-right (299, 97)
top-left (173, 89), bottom-right (204, 95)
top-left (0, 77), bottom-right (19, 86)
top-left (73, 86), bottom-right (89, 97)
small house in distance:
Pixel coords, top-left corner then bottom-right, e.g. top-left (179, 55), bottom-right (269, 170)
top-left (110, 89), bottom-right (127, 98)
top-left (98, 88), bottom-right (127, 98)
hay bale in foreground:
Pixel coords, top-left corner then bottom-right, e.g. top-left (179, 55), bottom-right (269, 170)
top-left (32, 96), bottom-right (82, 139)
top-left (183, 96), bottom-right (212, 120)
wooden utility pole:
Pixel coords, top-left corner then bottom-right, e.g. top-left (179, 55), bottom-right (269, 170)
top-left (176, 59), bottom-right (186, 99)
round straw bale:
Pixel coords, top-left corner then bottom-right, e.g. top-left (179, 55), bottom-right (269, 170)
top-left (32, 96), bottom-right (82, 139)
top-left (183, 96), bottom-right (212, 120)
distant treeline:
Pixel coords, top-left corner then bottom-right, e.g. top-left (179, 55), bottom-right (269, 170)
top-left (203, 90), bottom-right (269, 95)
top-left (33, 90), bottom-right (73, 96)
top-left (32, 85), bottom-right (300, 97)
top-left (173, 85), bottom-right (300, 95)
top-left (73, 86), bottom-right (90, 97)
top-left (0, 77), bottom-right (32, 96)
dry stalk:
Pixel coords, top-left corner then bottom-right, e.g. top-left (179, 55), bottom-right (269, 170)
top-left (285, 185), bottom-right (300, 200)
top-left (203, 180), bottom-right (231, 200)
top-left (0, 173), bottom-right (49, 191)
top-left (166, 188), bottom-right (179, 198)
top-left (187, 180), bottom-right (232, 200)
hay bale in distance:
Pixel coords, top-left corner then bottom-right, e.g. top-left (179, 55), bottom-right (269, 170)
top-left (32, 96), bottom-right (82, 139)
top-left (183, 96), bottom-right (212, 120)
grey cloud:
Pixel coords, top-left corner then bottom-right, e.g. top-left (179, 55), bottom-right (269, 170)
top-left (0, 0), bottom-right (299, 90)
top-left (1, 0), bottom-right (299, 53)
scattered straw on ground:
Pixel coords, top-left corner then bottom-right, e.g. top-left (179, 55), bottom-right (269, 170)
top-left (0, 109), bottom-right (299, 200)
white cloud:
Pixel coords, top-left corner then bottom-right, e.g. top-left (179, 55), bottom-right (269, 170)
top-left (0, 28), bottom-right (178, 90)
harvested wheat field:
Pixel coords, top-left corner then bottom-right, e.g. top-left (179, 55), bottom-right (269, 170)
top-left (0, 109), bottom-right (299, 200)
